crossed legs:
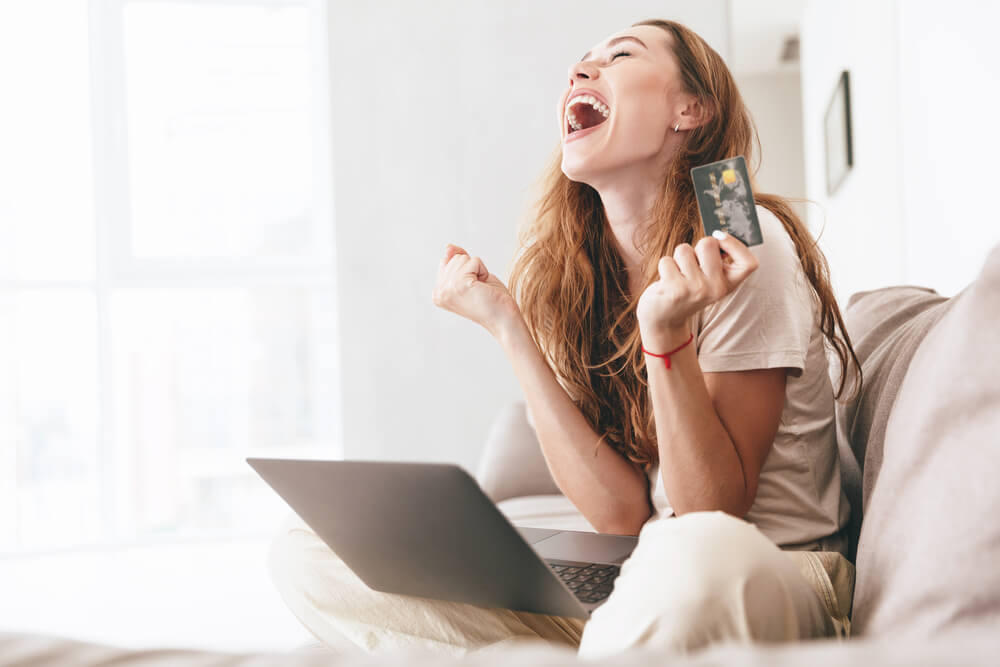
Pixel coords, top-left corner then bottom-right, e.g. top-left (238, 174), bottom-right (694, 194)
top-left (268, 511), bottom-right (834, 657)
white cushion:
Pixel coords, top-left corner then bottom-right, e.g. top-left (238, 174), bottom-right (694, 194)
top-left (496, 494), bottom-right (596, 533)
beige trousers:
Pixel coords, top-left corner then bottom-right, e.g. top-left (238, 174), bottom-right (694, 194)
top-left (268, 511), bottom-right (853, 658)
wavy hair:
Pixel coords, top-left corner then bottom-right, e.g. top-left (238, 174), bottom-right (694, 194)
top-left (507, 19), bottom-right (862, 475)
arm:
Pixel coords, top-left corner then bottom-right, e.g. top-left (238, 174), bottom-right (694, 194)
top-left (432, 243), bottom-right (649, 535)
top-left (495, 314), bottom-right (651, 535)
top-left (636, 231), bottom-right (781, 517)
top-left (645, 329), bottom-right (785, 516)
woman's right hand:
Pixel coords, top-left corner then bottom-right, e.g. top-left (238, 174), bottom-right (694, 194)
top-left (432, 244), bottom-right (520, 337)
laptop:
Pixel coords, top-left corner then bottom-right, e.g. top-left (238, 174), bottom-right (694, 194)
top-left (247, 458), bottom-right (639, 619)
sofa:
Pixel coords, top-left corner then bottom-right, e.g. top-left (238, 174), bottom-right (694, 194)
top-left (2, 242), bottom-right (998, 664)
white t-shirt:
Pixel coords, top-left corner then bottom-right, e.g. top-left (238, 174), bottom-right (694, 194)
top-left (525, 205), bottom-right (850, 553)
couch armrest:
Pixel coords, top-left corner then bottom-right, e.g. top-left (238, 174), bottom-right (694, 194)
top-left (475, 401), bottom-right (561, 504)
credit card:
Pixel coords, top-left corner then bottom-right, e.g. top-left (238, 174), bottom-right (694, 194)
top-left (690, 155), bottom-right (763, 247)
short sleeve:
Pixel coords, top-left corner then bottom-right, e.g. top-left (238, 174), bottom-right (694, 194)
top-left (694, 205), bottom-right (815, 377)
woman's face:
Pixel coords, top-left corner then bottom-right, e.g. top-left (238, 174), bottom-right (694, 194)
top-left (559, 25), bottom-right (688, 186)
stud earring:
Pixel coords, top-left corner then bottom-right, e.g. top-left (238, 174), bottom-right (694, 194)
top-left (674, 123), bottom-right (680, 133)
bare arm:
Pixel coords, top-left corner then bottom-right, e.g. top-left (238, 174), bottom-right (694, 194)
top-left (495, 314), bottom-right (651, 536)
top-left (646, 331), bottom-right (785, 516)
top-left (636, 231), bottom-right (778, 516)
top-left (431, 243), bottom-right (649, 534)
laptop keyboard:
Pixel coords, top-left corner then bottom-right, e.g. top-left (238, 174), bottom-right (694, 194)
top-left (547, 560), bottom-right (620, 604)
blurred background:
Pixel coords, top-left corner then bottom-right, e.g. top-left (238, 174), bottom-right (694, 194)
top-left (1, 0), bottom-right (997, 653)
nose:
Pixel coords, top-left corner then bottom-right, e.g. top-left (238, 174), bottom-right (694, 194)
top-left (559, 60), bottom-right (600, 127)
top-left (566, 59), bottom-right (599, 87)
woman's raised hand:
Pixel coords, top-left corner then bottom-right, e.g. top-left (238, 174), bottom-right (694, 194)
top-left (636, 231), bottom-right (759, 350)
top-left (432, 244), bottom-right (520, 337)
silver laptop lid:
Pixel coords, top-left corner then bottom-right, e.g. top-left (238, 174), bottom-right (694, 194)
top-left (248, 458), bottom-right (594, 618)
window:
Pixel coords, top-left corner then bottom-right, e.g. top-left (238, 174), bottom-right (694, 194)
top-left (0, 0), bottom-right (341, 552)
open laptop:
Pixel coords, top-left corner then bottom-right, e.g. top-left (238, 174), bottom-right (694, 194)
top-left (247, 458), bottom-right (639, 619)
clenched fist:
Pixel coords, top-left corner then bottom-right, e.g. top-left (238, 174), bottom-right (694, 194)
top-left (637, 230), bottom-right (759, 351)
top-left (432, 244), bottom-right (520, 337)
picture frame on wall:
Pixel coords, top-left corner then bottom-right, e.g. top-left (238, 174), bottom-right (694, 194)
top-left (824, 70), bottom-right (854, 196)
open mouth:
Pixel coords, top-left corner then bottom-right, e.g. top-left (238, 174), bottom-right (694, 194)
top-left (566, 95), bottom-right (610, 135)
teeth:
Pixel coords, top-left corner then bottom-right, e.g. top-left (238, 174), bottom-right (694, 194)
top-left (565, 94), bottom-right (611, 133)
top-left (566, 95), bottom-right (611, 116)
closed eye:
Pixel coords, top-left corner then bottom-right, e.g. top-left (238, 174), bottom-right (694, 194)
top-left (610, 50), bottom-right (631, 61)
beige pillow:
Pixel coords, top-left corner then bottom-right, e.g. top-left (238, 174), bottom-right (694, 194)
top-left (833, 286), bottom-right (953, 561)
top-left (475, 402), bottom-right (559, 504)
top-left (852, 243), bottom-right (1000, 636)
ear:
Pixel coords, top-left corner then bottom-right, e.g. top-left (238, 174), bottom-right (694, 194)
top-left (675, 95), bottom-right (713, 131)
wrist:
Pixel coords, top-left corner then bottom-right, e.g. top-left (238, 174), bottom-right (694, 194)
top-left (490, 306), bottom-right (528, 348)
top-left (640, 320), bottom-right (693, 353)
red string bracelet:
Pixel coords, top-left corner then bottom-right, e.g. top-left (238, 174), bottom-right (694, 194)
top-left (642, 332), bottom-right (694, 370)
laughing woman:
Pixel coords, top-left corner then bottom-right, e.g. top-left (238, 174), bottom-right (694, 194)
top-left (269, 19), bottom-right (862, 658)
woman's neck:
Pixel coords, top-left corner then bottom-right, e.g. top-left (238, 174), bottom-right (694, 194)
top-left (599, 188), bottom-right (658, 299)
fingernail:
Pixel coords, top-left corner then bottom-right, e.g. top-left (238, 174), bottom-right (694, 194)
top-left (712, 230), bottom-right (728, 240)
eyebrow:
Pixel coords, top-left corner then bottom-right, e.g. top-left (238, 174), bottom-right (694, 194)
top-left (580, 35), bottom-right (647, 62)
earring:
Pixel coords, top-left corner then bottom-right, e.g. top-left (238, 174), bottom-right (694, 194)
top-left (674, 123), bottom-right (680, 133)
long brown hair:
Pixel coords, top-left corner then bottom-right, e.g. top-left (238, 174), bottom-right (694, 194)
top-left (507, 19), bottom-right (862, 474)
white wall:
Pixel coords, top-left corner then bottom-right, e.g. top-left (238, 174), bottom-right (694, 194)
top-left (326, 1), bottom-right (730, 469)
top-left (800, 0), bottom-right (1000, 301)
top-left (737, 69), bottom-right (807, 219)
top-left (896, 1), bottom-right (1000, 296)
top-left (799, 0), bottom-right (906, 304)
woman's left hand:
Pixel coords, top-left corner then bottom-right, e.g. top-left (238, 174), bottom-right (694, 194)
top-left (636, 231), bottom-right (759, 351)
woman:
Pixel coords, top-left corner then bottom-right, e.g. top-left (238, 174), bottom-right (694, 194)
top-left (270, 18), bottom-right (861, 658)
